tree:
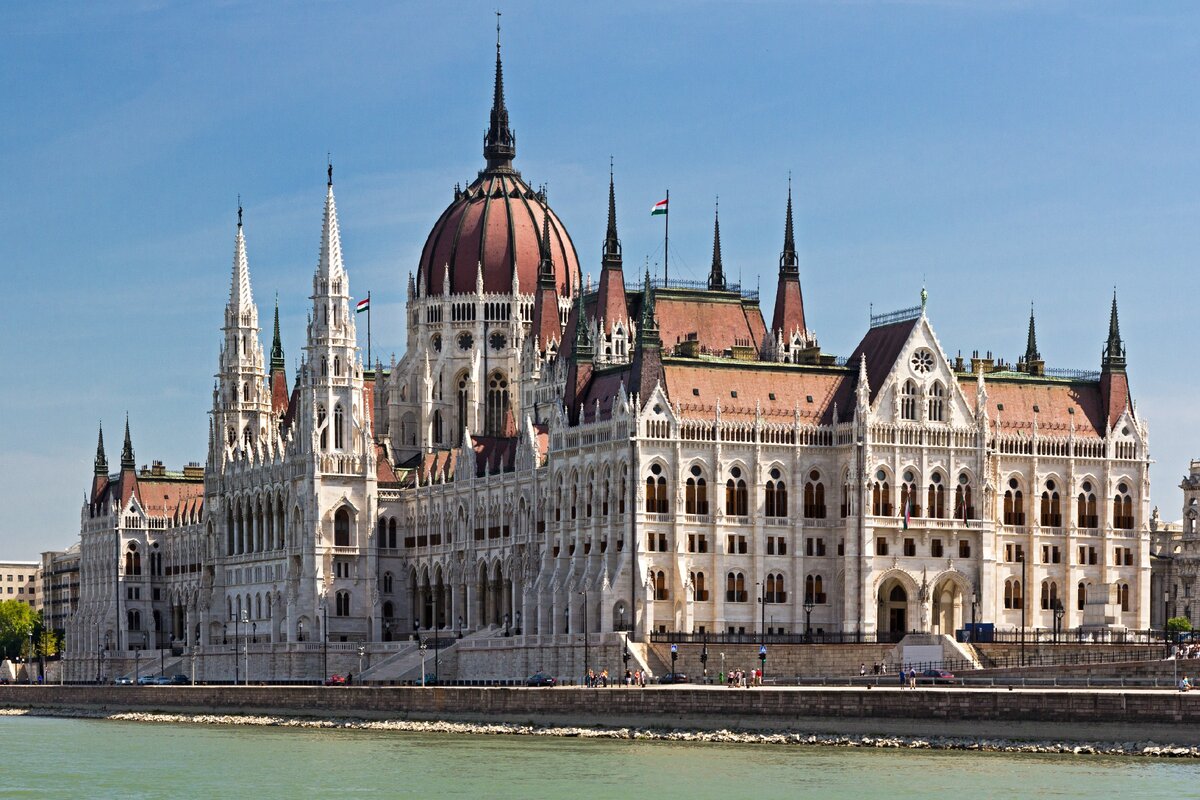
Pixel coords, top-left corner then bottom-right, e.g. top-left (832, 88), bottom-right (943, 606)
top-left (0, 601), bottom-right (39, 660)
top-left (1167, 616), bottom-right (1193, 634)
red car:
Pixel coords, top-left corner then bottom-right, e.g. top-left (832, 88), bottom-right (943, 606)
top-left (324, 674), bottom-right (346, 686)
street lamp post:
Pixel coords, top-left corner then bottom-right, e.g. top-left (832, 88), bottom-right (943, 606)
top-left (515, 611), bottom-right (522, 636)
top-left (504, 612), bottom-right (510, 638)
top-left (191, 647), bottom-right (197, 686)
top-left (970, 593), bottom-right (978, 642)
top-left (241, 610), bottom-right (249, 686)
top-left (1164, 590), bottom-right (1172, 659)
top-left (803, 598), bottom-right (815, 642)
top-left (357, 646), bottom-right (366, 685)
top-left (579, 589), bottom-right (589, 683)
top-left (234, 612), bottom-right (240, 685)
top-left (28, 630), bottom-right (33, 684)
top-left (1053, 600), bottom-right (1065, 645)
top-left (298, 620), bottom-right (304, 642)
top-left (434, 593), bottom-right (440, 684)
top-left (419, 641), bottom-right (428, 686)
top-left (1018, 551), bottom-right (1027, 668)
top-left (321, 601), bottom-right (329, 685)
top-left (700, 635), bottom-right (709, 682)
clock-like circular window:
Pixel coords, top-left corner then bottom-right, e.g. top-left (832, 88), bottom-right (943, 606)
top-left (431, 334), bottom-right (442, 352)
top-left (911, 348), bottom-right (935, 374)
top-left (489, 331), bottom-right (507, 351)
top-left (457, 332), bottom-right (474, 351)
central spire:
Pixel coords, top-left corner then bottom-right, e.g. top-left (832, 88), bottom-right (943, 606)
top-left (1102, 289), bottom-right (1126, 370)
top-left (708, 199), bottom-right (726, 291)
top-left (483, 13), bottom-right (516, 170)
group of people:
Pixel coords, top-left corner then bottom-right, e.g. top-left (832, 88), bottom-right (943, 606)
top-left (1169, 643), bottom-right (1200, 661)
top-left (860, 662), bottom-right (890, 676)
top-left (1179, 675), bottom-right (1192, 692)
top-left (583, 669), bottom-right (613, 687)
top-left (718, 668), bottom-right (762, 687)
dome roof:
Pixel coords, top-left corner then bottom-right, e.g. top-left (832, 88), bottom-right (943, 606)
top-left (418, 173), bottom-right (579, 297)
top-left (416, 33), bottom-right (579, 299)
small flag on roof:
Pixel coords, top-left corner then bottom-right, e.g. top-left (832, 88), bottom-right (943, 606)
top-left (651, 198), bottom-right (668, 216)
top-left (356, 297), bottom-right (370, 314)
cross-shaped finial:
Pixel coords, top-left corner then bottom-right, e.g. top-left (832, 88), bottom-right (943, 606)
top-left (237, 193), bottom-right (242, 226)
top-left (496, 10), bottom-right (502, 51)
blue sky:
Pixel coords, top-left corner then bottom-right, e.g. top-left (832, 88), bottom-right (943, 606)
top-left (2, 1), bottom-right (1198, 559)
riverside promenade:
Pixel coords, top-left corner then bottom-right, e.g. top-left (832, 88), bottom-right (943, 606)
top-left (2, 684), bottom-right (1199, 746)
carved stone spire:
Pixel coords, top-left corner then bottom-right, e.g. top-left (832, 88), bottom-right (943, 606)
top-left (603, 159), bottom-right (621, 267)
top-left (708, 199), bottom-right (725, 291)
top-left (483, 14), bottom-right (516, 171)
top-left (596, 162), bottom-right (629, 340)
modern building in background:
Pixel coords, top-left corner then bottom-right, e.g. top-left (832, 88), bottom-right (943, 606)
top-left (63, 34), bottom-right (1154, 681)
top-left (0, 561), bottom-right (39, 607)
top-left (38, 545), bottom-right (81, 643)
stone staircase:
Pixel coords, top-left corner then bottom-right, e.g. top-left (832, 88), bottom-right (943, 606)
top-left (354, 642), bottom-right (419, 683)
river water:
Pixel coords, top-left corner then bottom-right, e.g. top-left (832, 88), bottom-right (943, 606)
top-left (1, 716), bottom-right (1196, 799)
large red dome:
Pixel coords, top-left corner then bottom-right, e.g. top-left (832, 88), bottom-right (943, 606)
top-left (417, 173), bottom-right (579, 297)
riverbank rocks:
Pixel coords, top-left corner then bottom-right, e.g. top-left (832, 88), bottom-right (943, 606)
top-left (2, 706), bottom-right (1199, 759)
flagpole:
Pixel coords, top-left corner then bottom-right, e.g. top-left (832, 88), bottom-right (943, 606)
top-left (366, 290), bottom-right (372, 369)
top-left (664, 189), bottom-right (670, 285)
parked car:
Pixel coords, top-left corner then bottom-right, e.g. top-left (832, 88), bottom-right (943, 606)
top-left (921, 669), bottom-right (955, 683)
top-left (114, 677), bottom-right (133, 685)
top-left (167, 674), bottom-right (190, 685)
top-left (658, 672), bottom-right (689, 684)
top-left (138, 675), bottom-right (174, 685)
top-left (324, 674), bottom-right (346, 686)
top-left (526, 672), bottom-right (556, 687)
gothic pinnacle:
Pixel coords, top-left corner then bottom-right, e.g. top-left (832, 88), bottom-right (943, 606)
top-left (94, 422), bottom-right (108, 476)
top-left (271, 294), bottom-right (285, 371)
top-left (121, 413), bottom-right (135, 470)
top-left (1025, 303), bottom-right (1040, 363)
top-left (780, 176), bottom-right (798, 273)
top-left (603, 158), bottom-right (621, 265)
top-left (708, 198), bottom-right (726, 291)
top-left (483, 11), bottom-right (516, 170)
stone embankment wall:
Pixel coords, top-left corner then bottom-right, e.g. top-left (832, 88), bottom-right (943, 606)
top-left (647, 643), bottom-right (897, 679)
top-left (4, 684), bottom-right (1200, 745)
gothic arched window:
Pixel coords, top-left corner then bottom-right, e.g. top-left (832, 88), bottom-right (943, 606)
top-left (485, 370), bottom-right (510, 435)
top-left (334, 404), bottom-right (345, 449)
top-left (900, 380), bottom-right (918, 421)
top-left (334, 507), bottom-right (351, 547)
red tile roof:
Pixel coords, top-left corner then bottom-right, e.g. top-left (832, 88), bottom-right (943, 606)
top-left (961, 374), bottom-right (1107, 438)
top-left (663, 360), bottom-right (850, 424)
top-left (655, 291), bottom-right (768, 356)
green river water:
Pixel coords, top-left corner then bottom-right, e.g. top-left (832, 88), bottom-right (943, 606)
top-left (0, 716), bottom-right (1196, 799)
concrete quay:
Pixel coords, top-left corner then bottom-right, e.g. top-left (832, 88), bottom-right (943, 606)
top-left (2, 684), bottom-right (1200, 746)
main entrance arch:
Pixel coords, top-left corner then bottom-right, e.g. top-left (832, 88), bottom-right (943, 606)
top-left (877, 576), bottom-right (912, 639)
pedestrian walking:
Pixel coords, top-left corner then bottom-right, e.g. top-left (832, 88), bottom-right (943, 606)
top-left (899, 667), bottom-right (906, 689)
top-left (860, 663), bottom-right (866, 677)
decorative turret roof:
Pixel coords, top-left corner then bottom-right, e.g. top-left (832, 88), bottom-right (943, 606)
top-left (595, 163), bottom-right (629, 336)
top-left (531, 195), bottom-right (562, 349)
top-left (708, 200), bottom-right (726, 291)
top-left (771, 180), bottom-right (808, 337)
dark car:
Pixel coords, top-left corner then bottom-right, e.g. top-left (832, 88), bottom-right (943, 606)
top-left (167, 674), bottom-right (190, 685)
top-left (921, 669), bottom-right (955, 683)
top-left (526, 672), bottom-right (556, 687)
top-left (658, 672), bottom-right (689, 684)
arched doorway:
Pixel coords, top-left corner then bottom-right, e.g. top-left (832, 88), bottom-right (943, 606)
top-left (932, 577), bottom-right (964, 635)
top-left (878, 580), bottom-right (909, 638)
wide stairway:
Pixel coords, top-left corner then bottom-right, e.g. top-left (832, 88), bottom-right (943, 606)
top-left (358, 629), bottom-right (495, 683)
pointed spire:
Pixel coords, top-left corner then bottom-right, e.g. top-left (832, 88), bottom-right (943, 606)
top-left (317, 168), bottom-right (345, 281)
top-left (708, 198), bottom-right (725, 291)
top-left (94, 422), bottom-right (108, 477)
top-left (780, 175), bottom-right (798, 273)
top-left (1024, 303), bottom-right (1041, 363)
top-left (603, 157), bottom-right (621, 266)
top-left (270, 294), bottom-right (285, 372)
top-left (120, 414), bottom-right (135, 471)
top-left (1103, 289), bottom-right (1125, 370)
top-left (230, 200), bottom-right (253, 313)
top-left (538, 195), bottom-right (555, 286)
top-left (483, 11), bottom-right (516, 170)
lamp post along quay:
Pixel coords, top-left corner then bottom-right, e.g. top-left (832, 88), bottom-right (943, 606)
top-left (241, 610), bottom-right (249, 686)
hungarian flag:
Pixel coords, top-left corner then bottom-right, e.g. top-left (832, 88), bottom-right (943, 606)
top-left (651, 198), bottom-right (668, 216)
top-left (356, 297), bottom-right (369, 314)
